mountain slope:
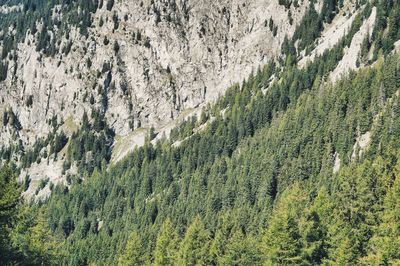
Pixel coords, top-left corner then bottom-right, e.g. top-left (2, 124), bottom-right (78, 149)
top-left (2, 0), bottom-right (400, 264)
top-left (0, 0), bottom-right (320, 197)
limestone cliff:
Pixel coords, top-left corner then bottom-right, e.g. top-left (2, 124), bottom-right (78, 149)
top-left (0, 0), bottom-right (371, 198)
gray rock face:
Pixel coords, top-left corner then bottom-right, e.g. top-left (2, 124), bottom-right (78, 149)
top-left (0, 0), bottom-right (320, 197)
top-left (1, 0), bottom-right (311, 139)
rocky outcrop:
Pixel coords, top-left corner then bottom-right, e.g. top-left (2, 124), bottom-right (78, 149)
top-left (1, 0), bottom-right (312, 143)
top-left (1, 0), bottom-right (332, 198)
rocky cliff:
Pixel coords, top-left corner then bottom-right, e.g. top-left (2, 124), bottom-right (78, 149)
top-left (1, 0), bottom-right (310, 138)
top-left (0, 0), bottom-right (371, 198)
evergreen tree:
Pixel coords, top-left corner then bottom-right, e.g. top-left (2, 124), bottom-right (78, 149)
top-left (262, 184), bottom-right (306, 264)
top-left (118, 230), bottom-right (146, 266)
top-left (327, 161), bottom-right (380, 263)
top-left (178, 216), bottom-right (211, 265)
top-left (0, 165), bottom-right (21, 263)
top-left (24, 207), bottom-right (59, 265)
top-left (107, 0), bottom-right (114, 11)
top-left (363, 175), bottom-right (400, 264)
top-left (154, 218), bottom-right (179, 265)
top-left (219, 230), bottom-right (261, 265)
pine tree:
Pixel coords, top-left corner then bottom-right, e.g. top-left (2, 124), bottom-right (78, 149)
top-left (363, 175), bottom-right (400, 264)
top-left (328, 162), bottom-right (379, 263)
top-left (154, 218), bottom-right (179, 265)
top-left (262, 184), bottom-right (306, 264)
top-left (24, 206), bottom-right (59, 265)
top-left (208, 230), bottom-right (227, 265)
top-left (118, 230), bottom-right (146, 266)
top-left (219, 230), bottom-right (261, 265)
top-left (106, 0), bottom-right (114, 11)
top-left (0, 165), bottom-right (21, 263)
top-left (306, 187), bottom-right (333, 263)
top-left (178, 216), bottom-right (211, 265)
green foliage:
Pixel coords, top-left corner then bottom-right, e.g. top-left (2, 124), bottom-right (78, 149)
top-left (42, 46), bottom-right (400, 263)
top-left (0, 165), bottom-right (21, 263)
top-left (62, 41), bottom-right (73, 56)
top-left (36, 177), bottom-right (50, 195)
top-left (278, 0), bottom-right (291, 9)
top-left (2, 2), bottom-right (400, 264)
top-left (177, 216), bottom-right (211, 265)
top-left (112, 12), bottom-right (119, 30)
top-left (23, 175), bottom-right (31, 192)
top-left (363, 172), bottom-right (400, 264)
top-left (99, 16), bottom-right (104, 27)
top-left (118, 231), bottom-right (146, 266)
top-left (288, 0), bottom-right (339, 56)
top-left (292, 7), bottom-right (322, 52)
top-left (149, 126), bottom-right (157, 141)
top-left (2, 109), bottom-right (22, 130)
top-left (114, 40), bottom-right (120, 54)
top-left (38, 30), bottom-right (396, 263)
top-left (0, 60), bottom-right (8, 82)
top-left (19, 207), bottom-right (60, 265)
top-left (63, 111), bottom-right (114, 175)
top-left (107, 0), bottom-right (114, 11)
top-left (0, 0), bottom-right (101, 60)
top-left (0, 166), bottom-right (59, 265)
top-left (103, 36), bottom-right (110, 45)
top-left (0, 165), bottom-right (20, 253)
top-left (20, 135), bottom-right (50, 169)
top-left (263, 185), bottom-right (305, 264)
top-left (372, 0), bottom-right (400, 57)
top-left (154, 218), bottom-right (179, 265)
top-left (25, 95), bottom-right (34, 107)
top-left (219, 230), bottom-right (261, 265)
top-left (50, 131), bottom-right (68, 156)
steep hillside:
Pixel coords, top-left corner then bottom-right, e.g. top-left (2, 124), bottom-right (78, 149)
top-left (2, 0), bottom-right (400, 264)
top-left (0, 0), bottom-right (321, 196)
